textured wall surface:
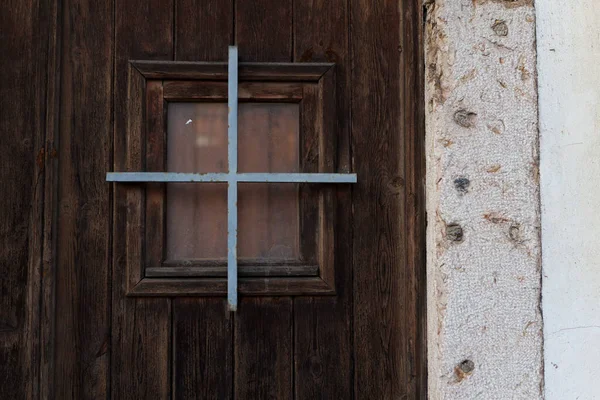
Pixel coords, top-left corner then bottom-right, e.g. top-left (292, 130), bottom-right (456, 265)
top-left (424, 0), bottom-right (544, 398)
top-left (537, 1), bottom-right (600, 399)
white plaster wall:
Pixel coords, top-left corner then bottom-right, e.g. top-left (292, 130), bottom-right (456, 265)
top-left (537, 1), bottom-right (600, 399)
top-left (425, 0), bottom-right (543, 398)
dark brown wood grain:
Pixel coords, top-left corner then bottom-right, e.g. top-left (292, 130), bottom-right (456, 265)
top-left (350, 0), bottom-right (426, 398)
top-left (145, 81), bottom-right (166, 271)
top-left (130, 277), bottom-right (334, 296)
top-left (352, 0), bottom-right (406, 395)
top-left (406, 3), bottom-right (428, 398)
top-left (163, 80), bottom-right (304, 101)
top-left (173, 298), bottom-right (233, 400)
top-left (236, 0), bottom-right (293, 62)
top-left (40, 0), bottom-right (62, 398)
top-left (112, 1), bottom-right (173, 399)
top-left (123, 65), bottom-right (146, 291)
top-left (52, 0), bottom-right (113, 398)
top-left (293, 0), bottom-right (355, 398)
top-left (235, 298), bottom-right (293, 399)
top-left (0, 1), bottom-right (428, 397)
top-left (133, 61), bottom-right (333, 81)
top-left (0, 0), bottom-right (46, 398)
top-left (316, 70), bottom-right (337, 289)
top-left (175, 0), bottom-right (233, 62)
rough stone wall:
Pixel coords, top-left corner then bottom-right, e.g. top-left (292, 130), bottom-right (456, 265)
top-left (424, 0), bottom-right (544, 398)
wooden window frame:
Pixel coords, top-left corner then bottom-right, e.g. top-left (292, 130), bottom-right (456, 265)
top-left (119, 60), bottom-right (342, 296)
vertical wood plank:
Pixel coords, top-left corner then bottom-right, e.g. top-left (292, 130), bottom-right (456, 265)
top-left (350, 0), bottom-right (414, 399)
top-left (403, 2), bottom-right (427, 398)
top-left (112, 1), bottom-right (173, 398)
top-left (235, 298), bottom-right (293, 399)
top-left (293, 1), bottom-right (354, 398)
top-left (172, 2), bottom-right (234, 399)
top-left (0, 0), bottom-right (46, 398)
top-left (173, 299), bottom-right (232, 400)
top-left (175, 0), bottom-right (233, 61)
top-left (234, 3), bottom-right (295, 399)
top-left (40, 0), bottom-right (62, 397)
top-left (236, 0), bottom-right (292, 62)
top-left (53, 0), bottom-right (113, 398)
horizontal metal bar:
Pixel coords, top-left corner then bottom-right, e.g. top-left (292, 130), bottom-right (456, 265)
top-left (241, 173), bottom-right (357, 183)
top-left (106, 172), bottom-right (227, 182)
top-left (106, 172), bottom-right (357, 183)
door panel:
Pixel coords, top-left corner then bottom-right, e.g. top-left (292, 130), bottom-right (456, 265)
top-left (0, 1), bottom-right (45, 398)
top-left (350, 0), bottom-right (408, 398)
top-left (7, 0), bottom-right (426, 399)
top-left (53, 0), bottom-right (113, 398)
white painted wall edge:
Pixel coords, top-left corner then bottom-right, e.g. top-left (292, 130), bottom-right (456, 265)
top-left (537, 1), bottom-right (600, 399)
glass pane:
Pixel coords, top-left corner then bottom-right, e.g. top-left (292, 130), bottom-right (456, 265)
top-left (166, 103), bottom-right (228, 259)
top-left (165, 102), bottom-right (300, 261)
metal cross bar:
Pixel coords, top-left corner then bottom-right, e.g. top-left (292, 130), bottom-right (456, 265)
top-left (106, 172), bottom-right (357, 184)
top-left (227, 46), bottom-right (239, 311)
top-left (107, 46), bottom-right (357, 312)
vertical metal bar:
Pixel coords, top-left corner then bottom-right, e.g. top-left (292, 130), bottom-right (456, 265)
top-left (227, 46), bottom-right (238, 311)
top-left (227, 182), bottom-right (237, 311)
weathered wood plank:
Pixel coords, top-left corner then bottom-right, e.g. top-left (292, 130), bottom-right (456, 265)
top-left (40, 0), bottom-right (62, 397)
top-left (175, 0), bottom-right (232, 61)
top-left (236, 0), bottom-right (292, 62)
top-left (173, 298), bottom-right (232, 400)
top-left (402, 2), bottom-right (428, 397)
top-left (130, 277), bottom-right (334, 296)
top-left (112, 1), bottom-right (173, 398)
top-left (171, 2), bottom-right (234, 398)
top-left (51, 0), bottom-right (113, 398)
top-left (0, 0), bottom-right (47, 398)
top-left (235, 298), bottom-right (293, 400)
top-left (293, 1), bottom-right (354, 398)
top-left (350, 0), bottom-right (417, 398)
top-left (163, 81), bottom-right (303, 101)
top-left (132, 61), bottom-right (332, 81)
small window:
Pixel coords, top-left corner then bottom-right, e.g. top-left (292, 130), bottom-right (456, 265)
top-left (115, 61), bottom-right (344, 296)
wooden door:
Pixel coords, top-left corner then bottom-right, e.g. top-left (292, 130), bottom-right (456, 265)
top-left (0, 1), bottom-right (425, 399)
